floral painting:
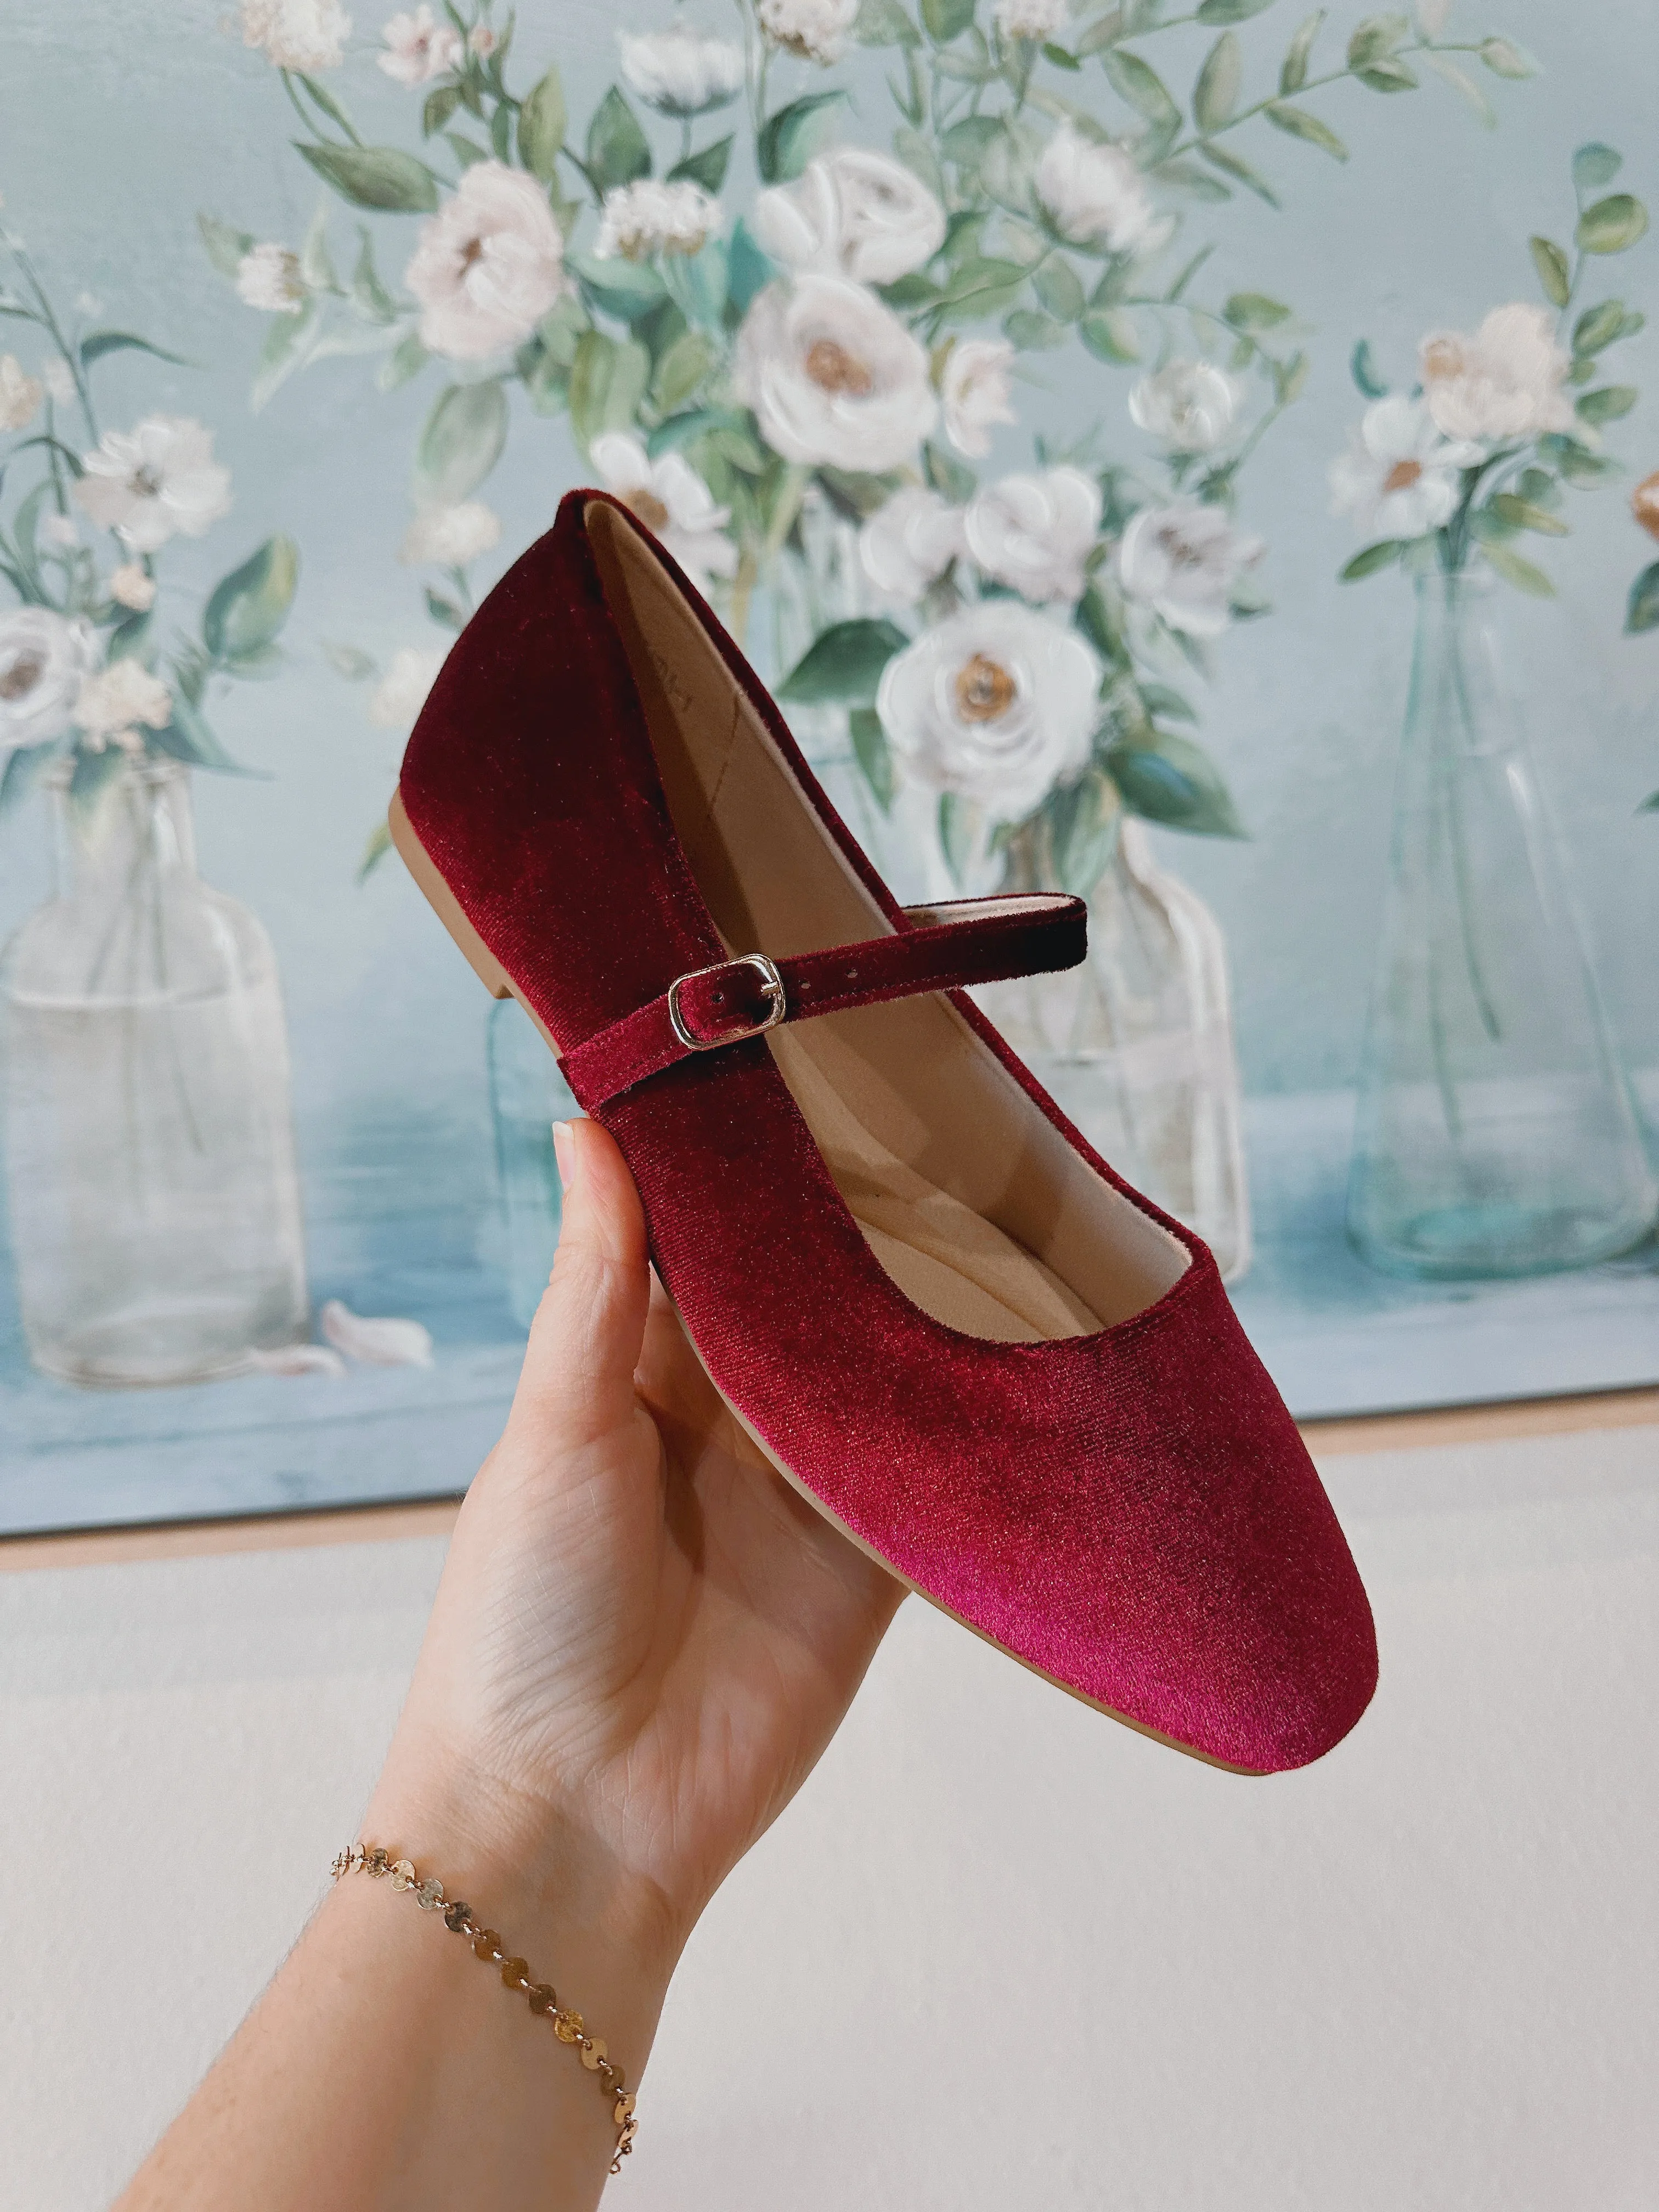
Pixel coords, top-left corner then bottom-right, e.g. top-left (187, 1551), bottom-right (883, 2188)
top-left (2, 0), bottom-right (1658, 1537)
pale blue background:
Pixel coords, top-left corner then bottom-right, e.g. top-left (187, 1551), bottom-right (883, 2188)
top-left (3, 0), bottom-right (1657, 1529)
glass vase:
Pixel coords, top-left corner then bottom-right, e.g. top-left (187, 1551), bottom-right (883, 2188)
top-left (1347, 568), bottom-right (1657, 1279)
top-left (0, 760), bottom-right (309, 1385)
top-left (487, 993), bottom-right (574, 1331)
top-left (976, 817), bottom-right (1253, 1280)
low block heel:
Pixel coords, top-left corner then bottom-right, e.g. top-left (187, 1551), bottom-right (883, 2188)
top-left (388, 791), bottom-right (512, 1000)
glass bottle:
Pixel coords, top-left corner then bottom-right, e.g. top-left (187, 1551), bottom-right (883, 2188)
top-left (977, 816), bottom-right (1253, 1280)
top-left (1347, 567), bottom-right (1657, 1278)
top-left (0, 760), bottom-right (309, 1384)
top-left (487, 993), bottom-right (574, 1331)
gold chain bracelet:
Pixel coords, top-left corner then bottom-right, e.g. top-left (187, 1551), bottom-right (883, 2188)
top-left (330, 1841), bottom-right (639, 2172)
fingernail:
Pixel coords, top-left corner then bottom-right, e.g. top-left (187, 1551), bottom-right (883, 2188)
top-left (552, 1120), bottom-right (576, 1192)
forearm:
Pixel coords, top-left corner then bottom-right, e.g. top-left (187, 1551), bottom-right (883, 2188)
top-left (116, 1769), bottom-right (679, 2212)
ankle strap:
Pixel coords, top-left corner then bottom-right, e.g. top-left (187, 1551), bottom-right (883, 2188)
top-left (560, 893), bottom-right (1086, 1111)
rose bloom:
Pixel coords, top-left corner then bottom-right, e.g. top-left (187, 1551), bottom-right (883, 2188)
top-left (240, 0), bottom-right (351, 71)
top-left (877, 601), bottom-right (1101, 820)
top-left (0, 607), bottom-right (99, 753)
top-left (1128, 360), bottom-right (1242, 454)
top-left (75, 416), bottom-right (233, 554)
top-left (1117, 501), bottom-right (1263, 637)
top-left (736, 275), bottom-right (937, 472)
top-left (966, 466), bottom-right (1103, 606)
top-left (404, 161), bottom-right (568, 361)
top-left (369, 646), bottom-right (447, 729)
top-left (1035, 127), bottom-right (1158, 253)
top-left (1418, 303), bottom-right (1575, 444)
top-left (378, 5), bottom-right (464, 86)
top-left (75, 658), bottom-right (174, 752)
top-left (236, 243), bottom-right (307, 314)
top-left (594, 179), bottom-right (721, 262)
top-left (1632, 470), bottom-right (1659, 542)
top-left (755, 0), bottom-right (859, 66)
top-left (943, 337), bottom-right (1018, 459)
top-left (617, 25), bottom-right (745, 116)
top-left (995, 0), bottom-right (1068, 36)
top-left (859, 487), bottom-right (967, 605)
top-left (753, 149), bottom-right (945, 287)
top-left (399, 501), bottom-right (501, 568)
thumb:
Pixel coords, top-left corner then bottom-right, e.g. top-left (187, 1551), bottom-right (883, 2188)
top-left (506, 1116), bottom-right (651, 1449)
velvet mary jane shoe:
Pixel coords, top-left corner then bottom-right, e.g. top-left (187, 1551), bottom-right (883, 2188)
top-left (391, 490), bottom-right (1378, 1775)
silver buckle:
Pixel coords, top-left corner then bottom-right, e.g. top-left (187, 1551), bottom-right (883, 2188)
top-left (667, 952), bottom-right (787, 1051)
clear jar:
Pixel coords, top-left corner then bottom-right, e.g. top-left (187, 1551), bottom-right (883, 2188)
top-left (1347, 568), bottom-right (1658, 1278)
top-left (0, 760), bottom-right (309, 1384)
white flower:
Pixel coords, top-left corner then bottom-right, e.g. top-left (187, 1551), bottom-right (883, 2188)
top-left (1036, 126), bottom-right (1158, 253)
top-left (109, 562), bottom-right (158, 611)
top-left (75, 416), bottom-right (233, 554)
top-left (752, 149), bottom-right (945, 286)
top-left (943, 337), bottom-right (1018, 459)
top-left (618, 25), bottom-right (745, 116)
top-left (755, 0), bottom-right (859, 65)
top-left (41, 358), bottom-right (76, 405)
top-left (377, 5), bottom-right (463, 85)
top-left (75, 658), bottom-right (173, 753)
top-left (996, 0), bottom-right (1068, 37)
top-left (1128, 359), bottom-right (1242, 454)
top-left (0, 608), bottom-right (98, 754)
top-left (404, 161), bottom-right (568, 361)
top-left (240, 0), bottom-right (351, 71)
top-left (589, 432), bottom-right (737, 591)
top-left (399, 500), bottom-right (501, 567)
top-left (469, 22), bottom-right (495, 55)
top-left (594, 179), bottom-right (721, 262)
top-left (369, 645), bottom-right (447, 728)
top-left (877, 601), bottom-right (1101, 820)
top-left (966, 466), bottom-right (1102, 606)
top-left (0, 353), bottom-right (41, 431)
top-left (736, 275), bottom-right (937, 472)
top-left (1419, 302), bottom-right (1576, 445)
top-left (1116, 501), bottom-right (1264, 637)
top-left (859, 487), bottom-right (967, 605)
top-left (1328, 395), bottom-right (1482, 539)
top-left (235, 242), bottom-right (307, 314)
top-left (39, 513), bottom-right (80, 550)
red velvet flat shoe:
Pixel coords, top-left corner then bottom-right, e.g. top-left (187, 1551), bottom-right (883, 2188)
top-left (391, 490), bottom-right (1376, 1774)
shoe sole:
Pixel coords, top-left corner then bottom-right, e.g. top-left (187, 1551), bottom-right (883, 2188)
top-left (389, 793), bottom-right (1265, 1777)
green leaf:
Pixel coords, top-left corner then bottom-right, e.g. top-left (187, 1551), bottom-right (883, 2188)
top-left (757, 92), bottom-right (848, 183)
top-left (1340, 539), bottom-right (1407, 580)
top-left (1347, 12), bottom-right (1410, 66)
top-left (198, 212), bottom-right (254, 279)
top-left (1356, 57), bottom-right (1418, 91)
top-left (1042, 41), bottom-right (1082, 69)
top-left (817, 466), bottom-right (904, 521)
top-left (1104, 729), bottom-right (1244, 837)
top-left (1004, 307), bottom-right (1067, 348)
top-left (105, 611), bottom-right (152, 664)
top-left (1627, 561), bottom-right (1659, 633)
top-left (153, 689), bottom-right (251, 776)
top-left (1198, 0), bottom-right (1277, 20)
top-left (1527, 236), bottom-right (1571, 309)
top-left (1573, 142), bottom-right (1622, 193)
top-left (444, 131), bottom-right (490, 170)
top-left (349, 229), bottom-right (398, 323)
top-left (568, 330), bottom-right (650, 448)
top-left (323, 641), bottom-right (377, 680)
top-left (1046, 766), bottom-right (1122, 893)
top-left (778, 618), bottom-right (910, 706)
top-left (856, 0), bottom-right (922, 44)
top-left (569, 247), bottom-right (669, 324)
top-left (941, 114), bottom-right (1003, 164)
top-left (517, 65), bottom-right (567, 180)
top-left (296, 71), bottom-right (360, 146)
top-left (924, 438), bottom-right (978, 500)
top-left (423, 82), bottom-right (461, 137)
top-left (1138, 681), bottom-right (1197, 723)
top-left (1420, 52), bottom-right (1494, 127)
top-left (668, 134), bottom-right (734, 193)
top-left (1577, 194), bottom-right (1649, 256)
top-left (1264, 100), bottom-right (1347, 158)
top-left (587, 86), bottom-right (652, 192)
top-left (424, 586), bottom-right (467, 631)
top-left (1351, 338), bottom-right (1387, 397)
top-left (1100, 48), bottom-right (1182, 148)
top-left (1279, 8), bottom-right (1324, 92)
top-left (1080, 306), bottom-right (1141, 361)
top-left (937, 791), bottom-right (979, 880)
top-left (1576, 383), bottom-right (1638, 425)
top-left (1149, 156), bottom-right (1232, 201)
top-left (357, 819), bottom-right (394, 882)
top-left (295, 142), bottom-right (438, 213)
top-left (1032, 253), bottom-right (1085, 321)
top-left (1197, 140), bottom-right (1279, 206)
top-left (1481, 539), bottom-right (1555, 597)
top-left (67, 745), bottom-right (132, 826)
top-left (1223, 290), bottom-right (1291, 331)
top-left (1077, 8), bottom-right (1127, 56)
top-left (1573, 300), bottom-right (1628, 355)
top-left (726, 220), bottom-right (776, 315)
top-left (921, 0), bottom-right (975, 36)
top-left (935, 255), bottom-right (1029, 324)
top-left (1489, 493), bottom-right (1570, 536)
top-left (652, 328), bottom-right (716, 411)
top-left (202, 535), bottom-right (300, 659)
top-left (250, 295), bottom-right (320, 411)
top-left (1477, 36), bottom-right (1537, 78)
top-left (1538, 432), bottom-right (1618, 486)
top-left (415, 380), bottom-right (509, 503)
top-left (849, 706), bottom-right (896, 809)
top-left (1193, 31), bottom-right (1242, 132)
top-left (80, 330), bottom-right (191, 369)
top-left (377, 331), bottom-right (429, 392)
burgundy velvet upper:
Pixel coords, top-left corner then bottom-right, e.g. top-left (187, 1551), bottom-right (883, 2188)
top-left (399, 491), bottom-right (1379, 1774)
